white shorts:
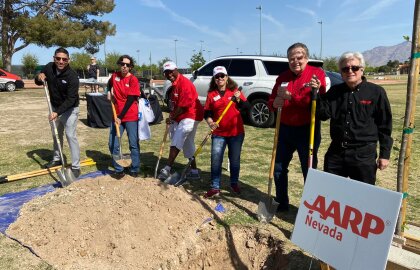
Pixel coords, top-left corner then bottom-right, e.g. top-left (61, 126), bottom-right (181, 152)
top-left (170, 118), bottom-right (200, 158)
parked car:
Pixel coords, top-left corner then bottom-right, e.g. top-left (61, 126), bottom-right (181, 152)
top-left (163, 55), bottom-right (343, 128)
top-left (0, 68), bottom-right (24, 92)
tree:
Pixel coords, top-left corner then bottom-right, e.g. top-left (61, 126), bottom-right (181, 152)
top-left (322, 56), bottom-right (338, 72)
top-left (104, 51), bottom-right (121, 74)
top-left (157, 57), bottom-right (173, 72)
top-left (1, 0), bottom-right (116, 71)
top-left (70, 52), bottom-right (90, 78)
top-left (21, 53), bottom-right (38, 78)
top-left (188, 52), bottom-right (206, 71)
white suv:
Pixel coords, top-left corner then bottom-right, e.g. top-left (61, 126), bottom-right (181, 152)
top-left (164, 55), bottom-right (333, 128)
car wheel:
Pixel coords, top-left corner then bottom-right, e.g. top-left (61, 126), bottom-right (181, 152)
top-left (5, 82), bottom-right (16, 92)
top-left (248, 98), bottom-right (275, 128)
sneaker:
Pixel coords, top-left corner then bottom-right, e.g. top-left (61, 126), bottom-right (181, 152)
top-left (157, 168), bottom-right (170, 181)
top-left (71, 169), bottom-right (81, 178)
top-left (204, 189), bottom-right (220, 198)
top-left (186, 170), bottom-right (200, 180)
top-left (44, 160), bottom-right (62, 169)
top-left (111, 170), bottom-right (125, 180)
top-left (230, 184), bottom-right (241, 194)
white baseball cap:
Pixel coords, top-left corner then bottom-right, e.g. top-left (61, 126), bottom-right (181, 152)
top-left (213, 66), bottom-right (227, 76)
top-left (163, 61), bottom-right (177, 71)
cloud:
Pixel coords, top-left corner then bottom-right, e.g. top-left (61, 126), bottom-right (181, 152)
top-left (286, 5), bottom-right (317, 19)
top-left (354, 0), bottom-right (400, 21)
top-left (263, 14), bottom-right (285, 30)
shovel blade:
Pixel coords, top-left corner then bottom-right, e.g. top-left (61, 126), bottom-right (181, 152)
top-left (164, 172), bottom-right (180, 185)
top-left (113, 153), bottom-right (132, 168)
top-left (257, 198), bottom-right (279, 223)
top-left (56, 168), bottom-right (75, 187)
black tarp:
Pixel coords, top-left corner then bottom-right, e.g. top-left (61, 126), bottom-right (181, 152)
top-left (86, 93), bottom-right (112, 128)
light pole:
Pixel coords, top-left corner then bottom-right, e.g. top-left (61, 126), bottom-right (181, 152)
top-left (318, 20), bottom-right (323, 59)
top-left (136, 49), bottom-right (140, 66)
top-left (236, 48), bottom-right (239, 54)
top-left (174, 39), bottom-right (178, 65)
top-left (207, 50), bottom-right (211, 61)
top-left (256, 5), bottom-right (262, 55)
top-left (200, 40), bottom-right (204, 53)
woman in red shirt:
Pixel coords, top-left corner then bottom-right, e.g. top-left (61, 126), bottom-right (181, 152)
top-left (203, 66), bottom-right (249, 198)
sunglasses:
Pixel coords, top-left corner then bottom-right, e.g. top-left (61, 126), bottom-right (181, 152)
top-left (341, 66), bottom-right (361, 73)
top-left (54, 56), bottom-right (69, 62)
top-left (119, 62), bottom-right (132, 67)
top-left (214, 74), bottom-right (226, 79)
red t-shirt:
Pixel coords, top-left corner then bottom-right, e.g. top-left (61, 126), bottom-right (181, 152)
top-left (170, 74), bottom-right (204, 122)
top-left (268, 65), bottom-right (326, 126)
top-left (111, 72), bottom-right (140, 122)
top-left (204, 88), bottom-right (246, 137)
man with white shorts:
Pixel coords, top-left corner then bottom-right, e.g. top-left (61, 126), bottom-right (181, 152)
top-left (158, 61), bottom-right (204, 181)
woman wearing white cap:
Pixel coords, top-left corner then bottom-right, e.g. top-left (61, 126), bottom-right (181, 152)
top-left (203, 66), bottom-right (249, 198)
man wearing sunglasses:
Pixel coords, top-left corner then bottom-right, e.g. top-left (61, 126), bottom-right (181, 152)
top-left (157, 61), bottom-right (204, 181)
top-left (317, 51), bottom-right (393, 185)
top-left (268, 42), bottom-right (327, 212)
top-left (35, 47), bottom-right (81, 178)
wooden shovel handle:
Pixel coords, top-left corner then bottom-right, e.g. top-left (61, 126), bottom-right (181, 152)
top-left (110, 101), bottom-right (121, 138)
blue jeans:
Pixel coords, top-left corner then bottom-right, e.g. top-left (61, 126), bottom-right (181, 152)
top-left (109, 121), bottom-right (140, 173)
top-left (274, 123), bottom-right (320, 206)
top-left (210, 133), bottom-right (245, 189)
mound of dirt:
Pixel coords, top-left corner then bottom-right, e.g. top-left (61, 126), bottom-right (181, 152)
top-left (6, 175), bottom-right (286, 270)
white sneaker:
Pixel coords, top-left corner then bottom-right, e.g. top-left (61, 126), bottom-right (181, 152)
top-left (157, 168), bottom-right (170, 181)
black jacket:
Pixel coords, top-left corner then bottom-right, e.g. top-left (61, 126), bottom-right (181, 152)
top-left (35, 62), bottom-right (79, 115)
top-left (317, 77), bottom-right (393, 159)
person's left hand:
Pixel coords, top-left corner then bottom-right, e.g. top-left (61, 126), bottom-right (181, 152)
top-left (309, 75), bottom-right (321, 89)
top-left (49, 112), bottom-right (58, 121)
top-left (377, 158), bottom-right (389, 170)
top-left (233, 90), bottom-right (241, 102)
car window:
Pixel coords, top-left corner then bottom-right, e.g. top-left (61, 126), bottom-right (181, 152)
top-left (227, 59), bottom-right (256, 77)
top-left (0, 71), bottom-right (5, 76)
top-left (262, 61), bottom-right (289, 75)
top-left (197, 59), bottom-right (231, 76)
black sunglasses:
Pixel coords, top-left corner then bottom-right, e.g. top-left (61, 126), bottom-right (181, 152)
top-left (119, 62), bottom-right (132, 67)
top-left (341, 66), bottom-right (361, 73)
top-left (54, 56), bottom-right (69, 62)
top-left (214, 74), bottom-right (226, 79)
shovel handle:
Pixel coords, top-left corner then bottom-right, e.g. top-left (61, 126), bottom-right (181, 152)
top-left (308, 87), bottom-right (317, 169)
top-left (110, 101), bottom-right (121, 138)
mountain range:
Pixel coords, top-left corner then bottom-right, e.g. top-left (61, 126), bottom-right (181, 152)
top-left (362, 41), bottom-right (411, 67)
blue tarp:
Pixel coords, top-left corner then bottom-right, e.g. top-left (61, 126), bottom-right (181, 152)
top-left (0, 170), bottom-right (112, 234)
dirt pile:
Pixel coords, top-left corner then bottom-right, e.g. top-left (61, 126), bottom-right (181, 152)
top-left (6, 175), bottom-right (286, 270)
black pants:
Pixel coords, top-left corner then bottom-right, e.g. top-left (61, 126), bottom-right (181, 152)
top-left (324, 143), bottom-right (377, 185)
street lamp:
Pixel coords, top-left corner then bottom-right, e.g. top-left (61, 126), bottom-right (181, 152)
top-left (318, 20), bottom-right (323, 59)
top-left (236, 48), bottom-right (239, 54)
top-left (200, 40), bottom-right (204, 53)
top-left (174, 39), bottom-right (178, 65)
top-left (207, 50), bottom-right (211, 61)
top-left (256, 5), bottom-right (262, 55)
top-left (136, 49), bottom-right (140, 66)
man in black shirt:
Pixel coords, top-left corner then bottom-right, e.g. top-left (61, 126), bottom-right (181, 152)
top-left (317, 51), bottom-right (393, 185)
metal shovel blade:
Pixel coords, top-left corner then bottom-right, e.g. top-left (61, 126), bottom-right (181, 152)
top-left (113, 153), bottom-right (132, 168)
top-left (56, 168), bottom-right (76, 187)
top-left (257, 198), bottom-right (279, 223)
top-left (164, 172), bottom-right (181, 185)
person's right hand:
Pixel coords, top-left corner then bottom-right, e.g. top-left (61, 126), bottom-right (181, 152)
top-left (38, 73), bottom-right (46, 83)
top-left (273, 86), bottom-right (291, 108)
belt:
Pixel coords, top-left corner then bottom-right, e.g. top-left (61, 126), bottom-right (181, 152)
top-left (334, 141), bottom-right (374, 149)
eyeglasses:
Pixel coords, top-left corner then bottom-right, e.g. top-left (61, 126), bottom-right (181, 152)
top-left (119, 62), bottom-right (132, 67)
top-left (214, 74), bottom-right (226, 79)
top-left (54, 56), bottom-right (69, 62)
top-left (341, 66), bottom-right (362, 73)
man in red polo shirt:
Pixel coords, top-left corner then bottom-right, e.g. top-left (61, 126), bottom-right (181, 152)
top-left (268, 42), bottom-right (326, 212)
top-left (157, 61), bottom-right (204, 181)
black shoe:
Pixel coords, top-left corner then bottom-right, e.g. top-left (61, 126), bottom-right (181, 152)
top-left (44, 160), bottom-right (62, 169)
top-left (277, 204), bottom-right (290, 213)
top-left (129, 171), bottom-right (139, 178)
top-left (71, 169), bottom-right (81, 178)
top-left (111, 171), bottom-right (125, 180)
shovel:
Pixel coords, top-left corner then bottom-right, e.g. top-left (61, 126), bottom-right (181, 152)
top-left (167, 94), bottom-right (239, 186)
top-left (308, 80), bottom-right (318, 168)
top-left (257, 106), bottom-right (282, 223)
top-left (154, 123), bottom-right (170, 178)
top-left (110, 101), bottom-right (132, 168)
top-left (43, 82), bottom-right (76, 187)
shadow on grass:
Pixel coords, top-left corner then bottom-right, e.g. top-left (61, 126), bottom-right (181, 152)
top-left (85, 150), bottom-right (111, 172)
top-left (27, 148), bottom-right (59, 167)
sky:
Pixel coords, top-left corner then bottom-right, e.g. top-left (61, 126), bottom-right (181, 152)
top-left (12, 0), bottom-right (415, 68)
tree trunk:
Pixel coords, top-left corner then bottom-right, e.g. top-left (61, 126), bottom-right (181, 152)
top-left (396, 0), bottom-right (420, 235)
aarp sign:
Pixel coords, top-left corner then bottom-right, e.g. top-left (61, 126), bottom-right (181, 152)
top-left (291, 169), bottom-right (402, 270)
